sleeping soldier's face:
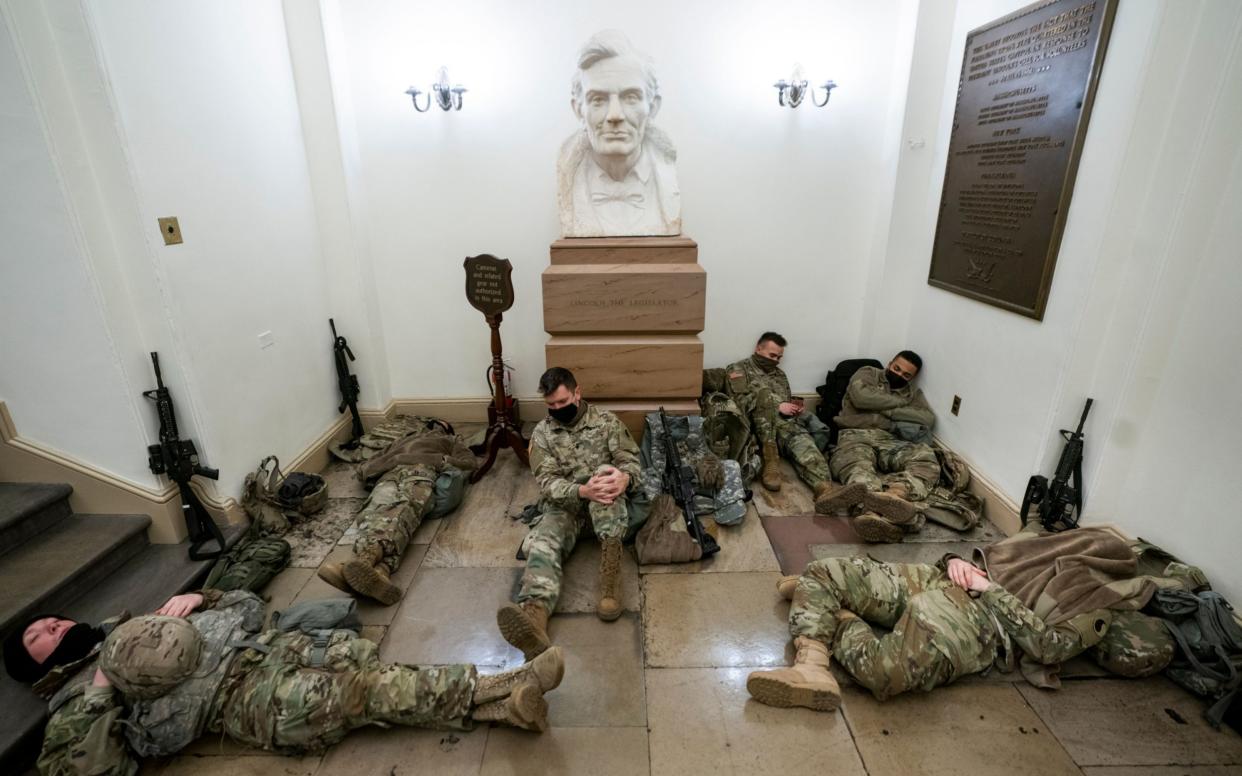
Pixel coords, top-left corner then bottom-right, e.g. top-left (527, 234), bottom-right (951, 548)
top-left (23, 616), bottom-right (75, 664)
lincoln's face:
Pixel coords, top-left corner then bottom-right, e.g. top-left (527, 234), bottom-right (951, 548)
top-left (575, 56), bottom-right (659, 160)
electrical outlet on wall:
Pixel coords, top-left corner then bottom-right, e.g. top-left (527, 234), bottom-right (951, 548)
top-left (951, 395), bottom-right (961, 416)
top-left (258, 330), bottom-right (275, 349)
top-left (157, 217), bottom-right (182, 245)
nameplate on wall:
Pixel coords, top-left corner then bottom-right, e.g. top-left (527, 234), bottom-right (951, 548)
top-left (927, 0), bottom-right (1118, 320)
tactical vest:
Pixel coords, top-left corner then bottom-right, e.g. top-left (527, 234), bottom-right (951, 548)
top-left (49, 593), bottom-right (265, 759)
top-left (639, 413), bottom-right (749, 526)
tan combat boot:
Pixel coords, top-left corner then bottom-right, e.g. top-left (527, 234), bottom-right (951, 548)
top-left (776, 575), bottom-right (800, 601)
top-left (746, 636), bottom-right (841, 712)
top-left (473, 647), bottom-right (565, 704)
top-left (497, 600), bottom-right (552, 660)
top-left (812, 481), bottom-right (867, 514)
top-left (597, 538), bottom-right (624, 622)
top-left (316, 561), bottom-right (352, 594)
top-left (343, 547), bottom-right (402, 606)
top-left (852, 511), bottom-right (904, 543)
top-left (472, 682), bottom-right (548, 732)
top-left (861, 483), bottom-right (919, 524)
top-left (761, 441), bottom-right (782, 492)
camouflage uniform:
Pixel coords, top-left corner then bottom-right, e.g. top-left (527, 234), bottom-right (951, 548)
top-left (37, 589), bottom-right (476, 774)
top-left (830, 366), bottom-right (939, 500)
top-left (789, 556), bottom-right (1106, 700)
top-left (338, 421), bottom-right (476, 573)
top-left (722, 356), bottom-right (830, 488)
top-left (352, 464), bottom-right (438, 575)
top-left (517, 403), bottom-right (642, 612)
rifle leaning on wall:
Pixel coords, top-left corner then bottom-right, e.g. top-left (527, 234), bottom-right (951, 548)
top-left (1021, 398), bottom-right (1093, 533)
top-left (330, 318), bottom-right (364, 447)
top-left (143, 352), bottom-right (226, 560)
top-left (659, 407), bottom-right (720, 558)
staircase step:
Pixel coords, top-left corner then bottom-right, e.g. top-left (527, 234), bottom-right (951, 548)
top-left (0, 514), bottom-right (151, 638)
top-left (0, 483), bottom-right (73, 557)
top-left (0, 522), bottom-right (247, 771)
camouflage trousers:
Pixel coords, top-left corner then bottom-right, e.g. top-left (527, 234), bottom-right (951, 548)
top-left (734, 385), bottom-right (781, 448)
top-left (217, 629), bottom-right (476, 753)
top-left (353, 463), bottom-right (436, 573)
top-left (829, 428), bottom-right (939, 501)
top-left (789, 557), bottom-right (998, 700)
top-left (776, 416), bottom-right (830, 488)
top-left (736, 387), bottom-right (829, 487)
top-left (517, 473), bottom-right (630, 611)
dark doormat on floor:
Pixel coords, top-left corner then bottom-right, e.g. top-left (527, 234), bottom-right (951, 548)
top-left (759, 514), bottom-right (862, 575)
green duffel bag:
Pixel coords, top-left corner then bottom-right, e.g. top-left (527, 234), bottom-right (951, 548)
top-left (426, 466), bottom-right (467, 519)
top-left (203, 536), bottom-right (292, 593)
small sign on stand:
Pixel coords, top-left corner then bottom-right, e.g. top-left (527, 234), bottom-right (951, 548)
top-left (463, 254), bottom-right (529, 482)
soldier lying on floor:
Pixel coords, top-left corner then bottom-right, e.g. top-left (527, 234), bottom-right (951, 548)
top-left (746, 526), bottom-right (1190, 711)
top-left (4, 588), bottom-right (564, 775)
top-left (320, 415), bottom-right (476, 605)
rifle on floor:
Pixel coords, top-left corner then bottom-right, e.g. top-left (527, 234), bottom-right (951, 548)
top-left (1021, 398), bottom-right (1093, 533)
top-left (659, 407), bottom-right (720, 558)
top-left (143, 352), bottom-right (226, 560)
top-left (330, 318), bottom-right (364, 446)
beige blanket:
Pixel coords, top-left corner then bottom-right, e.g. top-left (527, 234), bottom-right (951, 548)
top-left (976, 527), bottom-right (1157, 626)
top-left (357, 432), bottom-right (477, 483)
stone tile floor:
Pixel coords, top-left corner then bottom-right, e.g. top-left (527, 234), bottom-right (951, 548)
top-left (146, 452), bottom-right (1242, 775)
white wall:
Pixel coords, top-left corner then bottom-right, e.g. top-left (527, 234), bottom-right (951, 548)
top-left (331, 0), bottom-right (917, 396)
top-left (0, 7), bottom-right (155, 486)
top-left (874, 0), bottom-right (1242, 600)
top-left (77, 0), bottom-right (342, 497)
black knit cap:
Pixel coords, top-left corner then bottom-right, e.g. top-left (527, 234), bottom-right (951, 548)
top-left (3, 613), bottom-right (61, 683)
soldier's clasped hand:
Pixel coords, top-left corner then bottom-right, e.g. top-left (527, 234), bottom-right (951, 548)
top-left (947, 558), bottom-right (993, 593)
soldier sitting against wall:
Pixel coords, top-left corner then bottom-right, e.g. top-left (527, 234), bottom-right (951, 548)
top-left (747, 527), bottom-right (1182, 712)
top-left (716, 332), bottom-right (840, 511)
top-left (4, 589), bottom-right (565, 774)
top-left (497, 367), bottom-right (642, 659)
top-left (817, 351), bottom-right (940, 543)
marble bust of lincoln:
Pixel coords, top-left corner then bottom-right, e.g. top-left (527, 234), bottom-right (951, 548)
top-left (557, 30), bottom-right (681, 238)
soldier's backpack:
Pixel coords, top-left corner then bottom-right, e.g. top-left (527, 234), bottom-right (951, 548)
top-left (814, 358), bottom-right (883, 446)
top-left (635, 494), bottom-right (704, 564)
top-left (427, 466), bottom-right (467, 519)
top-left (203, 536), bottom-right (292, 593)
top-left (1146, 588), bottom-right (1242, 730)
top-left (700, 391), bottom-right (759, 482)
top-left (240, 456), bottom-right (327, 536)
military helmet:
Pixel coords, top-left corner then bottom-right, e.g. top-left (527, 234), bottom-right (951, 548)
top-left (99, 615), bottom-right (204, 699)
top-left (1091, 609), bottom-right (1175, 678)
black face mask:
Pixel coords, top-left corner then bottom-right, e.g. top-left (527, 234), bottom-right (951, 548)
top-left (752, 354), bottom-right (779, 373)
top-left (46, 623), bottom-right (105, 670)
top-left (548, 402), bottom-right (579, 424)
top-left (885, 370), bottom-right (910, 390)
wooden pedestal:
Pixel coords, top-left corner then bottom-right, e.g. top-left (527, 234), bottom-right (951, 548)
top-left (543, 237), bottom-right (705, 441)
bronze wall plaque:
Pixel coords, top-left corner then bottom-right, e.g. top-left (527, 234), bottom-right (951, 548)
top-left (928, 0), bottom-right (1117, 320)
top-left (464, 254), bottom-right (515, 316)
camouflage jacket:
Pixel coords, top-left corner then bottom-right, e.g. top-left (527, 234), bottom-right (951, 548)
top-left (835, 366), bottom-right (935, 433)
top-left (529, 403), bottom-right (642, 512)
top-left (37, 589), bottom-right (262, 776)
top-left (723, 356), bottom-right (792, 404)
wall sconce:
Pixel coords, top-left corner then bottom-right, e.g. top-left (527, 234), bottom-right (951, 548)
top-left (773, 64), bottom-right (837, 108)
top-left (405, 66), bottom-right (467, 112)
